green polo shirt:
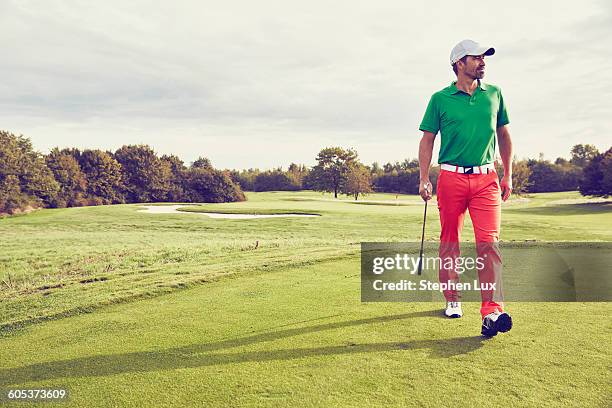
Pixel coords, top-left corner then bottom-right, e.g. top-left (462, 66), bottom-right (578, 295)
top-left (419, 80), bottom-right (509, 166)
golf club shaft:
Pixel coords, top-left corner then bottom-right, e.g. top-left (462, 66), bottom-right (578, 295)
top-left (417, 199), bottom-right (428, 275)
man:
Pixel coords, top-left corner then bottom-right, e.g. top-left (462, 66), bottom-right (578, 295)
top-left (418, 39), bottom-right (513, 337)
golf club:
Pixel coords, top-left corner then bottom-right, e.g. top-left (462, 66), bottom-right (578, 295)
top-left (417, 184), bottom-right (429, 275)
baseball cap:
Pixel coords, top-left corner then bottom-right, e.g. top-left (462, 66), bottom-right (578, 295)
top-left (450, 39), bottom-right (495, 65)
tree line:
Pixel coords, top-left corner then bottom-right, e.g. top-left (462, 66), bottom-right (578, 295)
top-left (229, 147), bottom-right (374, 200)
top-left (228, 144), bottom-right (611, 199)
top-left (0, 130), bottom-right (244, 215)
top-left (1, 128), bottom-right (609, 215)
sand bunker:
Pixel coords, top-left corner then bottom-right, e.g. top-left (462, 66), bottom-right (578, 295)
top-left (138, 205), bottom-right (319, 219)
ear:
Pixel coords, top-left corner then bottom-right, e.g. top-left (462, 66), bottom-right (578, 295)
top-left (456, 59), bottom-right (464, 72)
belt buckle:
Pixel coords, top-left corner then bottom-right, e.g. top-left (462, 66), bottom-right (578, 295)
top-left (464, 166), bottom-right (474, 174)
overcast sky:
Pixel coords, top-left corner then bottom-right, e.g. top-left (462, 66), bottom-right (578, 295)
top-left (1, 0), bottom-right (610, 169)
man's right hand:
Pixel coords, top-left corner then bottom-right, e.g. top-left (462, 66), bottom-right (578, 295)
top-left (419, 178), bottom-right (432, 201)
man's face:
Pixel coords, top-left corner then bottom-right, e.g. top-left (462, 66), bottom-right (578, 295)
top-left (461, 54), bottom-right (486, 79)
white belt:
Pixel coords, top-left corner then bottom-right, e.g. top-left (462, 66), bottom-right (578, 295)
top-left (440, 163), bottom-right (495, 174)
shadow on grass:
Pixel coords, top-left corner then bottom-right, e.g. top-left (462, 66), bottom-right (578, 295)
top-left (504, 202), bottom-right (611, 216)
top-left (0, 310), bottom-right (485, 386)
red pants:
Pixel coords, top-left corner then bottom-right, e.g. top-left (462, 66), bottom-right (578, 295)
top-left (436, 169), bottom-right (504, 318)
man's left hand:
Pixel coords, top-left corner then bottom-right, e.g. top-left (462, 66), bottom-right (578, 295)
top-left (500, 175), bottom-right (512, 202)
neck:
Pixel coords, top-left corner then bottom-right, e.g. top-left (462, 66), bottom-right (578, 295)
top-left (455, 74), bottom-right (479, 93)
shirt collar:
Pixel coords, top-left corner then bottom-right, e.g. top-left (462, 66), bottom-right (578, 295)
top-left (449, 80), bottom-right (487, 94)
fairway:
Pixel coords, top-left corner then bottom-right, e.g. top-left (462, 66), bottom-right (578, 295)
top-left (1, 191), bottom-right (611, 407)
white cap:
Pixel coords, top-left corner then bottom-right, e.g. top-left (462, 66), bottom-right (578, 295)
top-left (450, 39), bottom-right (495, 65)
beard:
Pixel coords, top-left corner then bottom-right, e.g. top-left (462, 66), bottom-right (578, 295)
top-left (474, 68), bottom-right (485, 79)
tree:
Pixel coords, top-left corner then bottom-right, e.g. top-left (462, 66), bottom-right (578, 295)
top-left (191, 157), bottom-right (213, 170)
top-left (344, 163), bottom-right (373, 200)
top-left (579, 147), bottom-right (612, 197)
top-left (160, 154), bottom-right (187, 202)
top-left (79, 149), bottom-right (125, 204)
top-left (496, 157), bottom-right (532, 195)
top-left (228, 168), bottom-right (260, 191)
top-left (602, 149), bottom-right (612, 196)
top-left (0, 130), bottom-right (58, 211)
top-left (400, 159), bottom-right (419, 171)
top-left (370, 162), bottom-right (384, 178)
top-left (526, 159), bottom-right (580, 193)
top-left (308, 147), bottom-right (357, 198)
top-left (511, 159), bottom-right (532, 195)
top-left (114, 145), bottom-right (172, 203)
top-left (0, 175), bottom-right (30, 214)
top-left (253, 170), bottom-right (300, 191)
top-left (45, 148), bottom-right (88, 207)
top-left (374, 173), bottom-right (400, 195)
top-left (57, 147), bottom-right (83, 163)
top-left (287, 163), bottom-right (309, 188)
top-left (184, 168), bottom-right (246, 203)
top-left (570, 144), bottom-right (599, 168)
top-left (20, 157), bottom-right (59, 207)
top-left (370, 157), bottom-right (435, 196)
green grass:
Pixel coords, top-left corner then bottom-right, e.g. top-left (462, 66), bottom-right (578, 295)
top-left (177, 205), bottom-right (321, 215)
top-left (0, 190), bottom-right (611, 407)
top-left (346, 201), bottom-right (416, 206)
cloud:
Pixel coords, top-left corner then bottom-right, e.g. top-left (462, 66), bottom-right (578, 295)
top-left (0, 0), bottom-right (610, 168)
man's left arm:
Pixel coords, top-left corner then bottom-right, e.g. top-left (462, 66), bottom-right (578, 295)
top-left (497, 125), bottom-right (513, 201)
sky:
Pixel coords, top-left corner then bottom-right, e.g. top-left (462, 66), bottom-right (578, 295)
top-left (1, 0), bottom-right (610, 169)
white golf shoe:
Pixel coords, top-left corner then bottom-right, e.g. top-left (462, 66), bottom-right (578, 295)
top-left (444, 301), bottom-right (463, 318)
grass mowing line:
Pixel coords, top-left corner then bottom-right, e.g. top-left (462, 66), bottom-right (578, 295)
top-left (0, 241), bottom-right (356, 302)
top-left (0, 248), bottom-right (359, 336)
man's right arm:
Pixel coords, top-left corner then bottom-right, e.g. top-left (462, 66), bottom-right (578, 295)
top-left (418, 131), bottom-right (436, 201)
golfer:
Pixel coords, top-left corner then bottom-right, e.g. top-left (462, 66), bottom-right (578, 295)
top-left (418, 39), bottom-right (513, 337)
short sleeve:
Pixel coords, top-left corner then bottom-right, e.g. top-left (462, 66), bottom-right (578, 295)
top-left (496, 89), bottom-right (510, 128)
top-left (419, 94), bottom-right (440, 134)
